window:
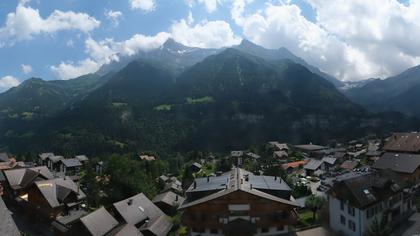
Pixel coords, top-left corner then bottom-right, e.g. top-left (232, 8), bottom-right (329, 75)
top-left (340, 201), bottom-right (344, 211)
top-left (348, 206), bottom-right (355, 216)
top-left (261, 228), bottom-right (269, 233)
top-left (348, 220), bottom-right (356, 231)
top-left (277, 225), bottom-right (284, 231)
top-left (340, 215), bottom-right (346, 225)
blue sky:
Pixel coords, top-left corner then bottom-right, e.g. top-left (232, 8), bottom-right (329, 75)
top-left (0, 0), bottom-right (419, 91)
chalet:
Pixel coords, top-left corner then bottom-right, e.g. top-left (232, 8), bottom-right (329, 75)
top-left (0, 158), bottom-right (25, 171)
top-left (3, 166), bottom-right (54, 199)
top-left (340, 160), bottom-right (359, 171)
top-left (47, 155), bottom-right (64, 172)
top-left (190, 162), bottom-right (202, 173)
top-left (328, 172), bottom-right (411, 236)
top-left (112, 193), bottom-right (173, 235)
top-left (179, 168), bottom-right (298, 236)
top-left (268, 142), bottom-right (289, 152)
top-left (0, 197), bottom-right (21, 236)
top-left (139, 155), bottom-right (156, 161)
top-left (231, 151), bottom-right (245, 166)
top-left (152, 191), bottom-right (185, 216)
top-left (60, 158), bottom-right (83, 176)
top-left (303, 159), bottom-right (323, 176)
top-left (75, 155), bottom-right (89, 165)
top-left (383, 132), bottom-right (420, 154)
top-left (273, 151), bottom-right (288, 161)
top-left (294, 144), bottom-right (327, 157)
top-left (245, 152), bottom-right (261, 160)
top-left (320, 157), bottom-right (337, 171)
top-left (28, 177), bottom-right (86, 219)
top-left (38, 153), bottom-right (54, 166)
top-left (96, 161), bottom-right (104, 175)
top-left (372, 152), bottom-right (420, 183)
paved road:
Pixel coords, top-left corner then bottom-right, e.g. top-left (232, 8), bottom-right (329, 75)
top-left (309, 181), bottom-right (326, 198)
top-left (393, 212), bottom-right (420, 236)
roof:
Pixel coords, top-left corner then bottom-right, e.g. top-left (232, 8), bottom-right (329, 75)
top-left (75, 155), bottom-right (89, 162)
top-left (38, 153), bottom-right (54, 161)
top-left (152, 191), bottom-right (185, 207)
top-left (245, 152), bottom-right (261, 159)
top-left (139, 215), bottom-right (172, 236)
top-left (139, 155), bottom-right (155, 161)
top-left (4, 166), bottom-right (54, 190)
top-left (384, 133), bottom-right (420, 153)
top-left (340, 160), bottom-right (359, 170)
top-left (49, 155), bottom-right (64, 163)
top-left (321, 157), bottom-right (337, 165)
top-left (269, 142), bottom-right (289, 151)
top-left (61, 158), bottom-right (82, 168)
top-left (110, 224), bottom-right (143, 236)
top-left (80, 207), bottom-right (119, 236)
top-left (113, 193), bottom-right (165, 226)
top-left (303, 159), bottom-right (323, 170)
top-left (231, 151), bottom-right (244, 157)
top-left (273, 151), bottom-right (288, 158)
top-left (35, 177), bottom-right (86, 208)
top-left (329, 171), bottom-right (404, 209)
top-left (281, 160), bottom-right (307, 169)
top-left (191, 162), bottom-right (202, 169)
top-left (294, 144), bottom-right (326, 152)
top-left (372, 152), bottom-right (420, 174)
top-left (333, 152), bottom-right (346, 159)
top-left (0, 158), bottom-right (19, 171)
top-left (0, 197), bottom-right (21, 236)
top-left (179, 168), bottom-right (298, 210)
top-left (0, 153), bottom-right (10, 162)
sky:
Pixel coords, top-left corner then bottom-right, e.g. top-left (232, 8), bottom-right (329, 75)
top-left (1, 0), bottom-right (420, 91)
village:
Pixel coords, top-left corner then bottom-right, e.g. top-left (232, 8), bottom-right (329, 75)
top-left (1, 132), bottom-right (420, 236)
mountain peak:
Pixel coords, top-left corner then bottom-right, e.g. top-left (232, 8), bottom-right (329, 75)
top-left (162, 38), bottom-right (189, 51)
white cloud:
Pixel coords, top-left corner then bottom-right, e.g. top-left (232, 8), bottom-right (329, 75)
top-left (105, 10), bottom-right (123, 27)
top-left (0, 75), bottom-right (20, 91)
top-left (50, 32), bottom-right (170, 80)
top-left (198, 0), bottom-right (221, 13)
top-left (50, 59), bottom-right (101, 80)
top-left (129, 0), bottom-right (156, 12)
top-left (0, 1), bottom-right (100, 44)
top-left (170, 19), bottom-right (240, 48)
top-left (231, 0), bottom-right (420, 81)
top-left (21, 64), bottom-right (33, 74)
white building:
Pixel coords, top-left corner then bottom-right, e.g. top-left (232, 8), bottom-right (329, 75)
top-left (328, 172), bottom-right (413, 236)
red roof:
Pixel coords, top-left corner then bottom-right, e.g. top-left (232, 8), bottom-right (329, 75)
top-left (281, 160), bottom-right (307, 169)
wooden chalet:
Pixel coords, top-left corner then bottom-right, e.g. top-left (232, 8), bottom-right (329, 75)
top-left (179, 168), bottom-right (298, 236)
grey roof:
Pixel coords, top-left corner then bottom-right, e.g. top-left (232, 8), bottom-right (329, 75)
top-left (179, 168), bottom-right (298, 210)
top-left (321, 157), bottom-right (337, 165)
top-left (38, 153), bottom-right (54, 161)
top-left (152, 191), bottom-right (185, 207)
top-left (384, 132), bottom-right (420, 153)
top-left (35, 177), bottom-right (86, 208)
top-left (4, 166), bottom-right (54, 189)
top-left (373, 152), bottom-right (420, 174)
top-left (49, 155), bottom-right (64, 163)
top-left (245, 152), bottom-right (261, 159)
top-left (231, 151), bottom-right (244, 157)
top-left (294, 144), bottom-right (326, 151)
top-left (75, 155), bottom-right (89, 162)
top-left (333, 152), bottom-right (346, 159)
top-left (140, 215), bottom-right (172, 236)
top-left (80, 207), bottom-right (119, 236)
top-left (191, 162), bottom-right (202, 169)
top-left (0, 197), bottom-right (21, 236)
top-left (61, 158), bottom-right (82, 168)
top-left (329, 171), bottom-right (404, 209)
top-left (0, 152), bottom-right (10, 162)
top-left (248, 175), bottom-right (291, 191)
top-left (113, 193), bottom-right (165, 226)
top-left (111, 224), bottom-right (143, 236)
top-left (303, 159), bottom-right (323, 170)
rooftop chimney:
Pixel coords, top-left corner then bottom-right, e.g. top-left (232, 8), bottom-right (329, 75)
top-left (207, 176), bottom-right (210, 182)
top-left (128, 199), bottom-right (133, 205)
top-left (193, 181), bottom-right (197, 189)
top-left (250, 184), bottom-right (253, 190)
top-left (175, 195), bottom-right (179, 201)
top-left (274, 176), bottom-right (277, 181)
